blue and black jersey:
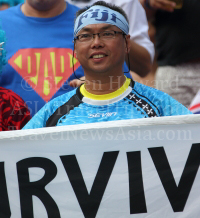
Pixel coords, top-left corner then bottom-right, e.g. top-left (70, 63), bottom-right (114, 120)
top-left (23, 78), bottom-right (192, 129)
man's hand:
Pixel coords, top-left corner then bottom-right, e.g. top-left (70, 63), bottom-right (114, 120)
top-left (148, 0), bottom-right (176, 12)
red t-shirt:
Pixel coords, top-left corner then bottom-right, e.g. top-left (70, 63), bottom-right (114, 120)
top-left (0, 87), bottom-right (31, 131)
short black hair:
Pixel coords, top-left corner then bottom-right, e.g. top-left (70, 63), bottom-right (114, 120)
top-left (75, 1), bottom-right (129, 24)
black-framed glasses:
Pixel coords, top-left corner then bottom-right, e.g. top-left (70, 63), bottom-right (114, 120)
top-left (74, 30), bottom-right (126, 42)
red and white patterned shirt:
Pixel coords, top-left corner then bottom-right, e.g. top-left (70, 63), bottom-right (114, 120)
top-left (0, 87), bottom-right (31, 131)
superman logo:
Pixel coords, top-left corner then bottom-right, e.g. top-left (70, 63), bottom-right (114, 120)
top-left (8, 48), bottom-right (80, 102)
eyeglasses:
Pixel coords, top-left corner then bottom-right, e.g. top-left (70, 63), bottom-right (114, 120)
top-left (74, 30), bottom-right (126, 42)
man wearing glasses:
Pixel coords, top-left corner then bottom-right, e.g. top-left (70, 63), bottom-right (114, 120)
top-left (23, 1), bottom-right (191, 129)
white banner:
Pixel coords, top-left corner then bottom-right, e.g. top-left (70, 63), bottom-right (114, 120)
top-left (0, 115), bottom-right (200, 218)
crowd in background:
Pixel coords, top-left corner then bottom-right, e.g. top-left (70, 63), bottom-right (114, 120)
top-left (0, 0), bottom-right (199, 131)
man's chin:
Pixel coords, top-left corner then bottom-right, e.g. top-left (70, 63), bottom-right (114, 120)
top-left (29, 0), bottom-right (57, 11)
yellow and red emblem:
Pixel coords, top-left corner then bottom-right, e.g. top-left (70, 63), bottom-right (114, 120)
top-left (9, 48), bottom-right (80, 102)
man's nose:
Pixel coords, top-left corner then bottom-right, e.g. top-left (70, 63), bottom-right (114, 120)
top-left (91, 33), bottom-right (103, 47)
top-left (92, 33), bottom-right (101, 41)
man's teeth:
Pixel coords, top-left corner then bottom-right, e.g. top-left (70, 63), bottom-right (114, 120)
top-left (92, 54), bottom-right (105, 59)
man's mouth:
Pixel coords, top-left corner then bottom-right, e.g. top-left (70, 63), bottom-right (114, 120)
top-left (91, 54), bottom-right (107, 59)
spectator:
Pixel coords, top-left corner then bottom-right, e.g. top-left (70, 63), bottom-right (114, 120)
top-left (0, 26), bottom-right (31, 131)
top-left (143, 0), bottom-right (200, 107)
top-left (23, 1), bottom-right (191, 130)
top-left (0, 0), bottom-right (84, 116)
top-left (68, 0), bottom-right (155, 77)
top-left (0, 0), bottom-right (144, 116)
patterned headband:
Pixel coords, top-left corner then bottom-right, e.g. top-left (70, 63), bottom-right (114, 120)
top-left (74, 5), bottom-right (129, 37)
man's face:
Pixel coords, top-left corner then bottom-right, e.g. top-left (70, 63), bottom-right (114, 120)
top-left (26, 0), bottom-right (61, 11)
top-left (74, 23), bottom-right (130, 77)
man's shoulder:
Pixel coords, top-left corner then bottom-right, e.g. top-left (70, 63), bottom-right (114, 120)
top-left (132, 81), bottom-right (192, 116)
top-left (62, 2), bottom-right (80, 21)
top-left (0, 87), bottom-right (23, 102)
top-left (22, 89), bottom-right (77, 129)
top-left (132, 81), bottom-right (167, 101)
top-left (49, 89), bottom-right (77, 106)
top-left (67, 1), bottom-right (80, 12)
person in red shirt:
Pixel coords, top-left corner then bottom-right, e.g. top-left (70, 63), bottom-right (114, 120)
top-left (0, 87), bottom-right (31, 130)
top-left (0, 28), bottom-right (31, 131)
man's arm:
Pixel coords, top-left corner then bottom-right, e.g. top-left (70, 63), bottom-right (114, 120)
top-left (122, 0), bottom-right (155, 77)
top-left (126, 40), bottom-right (152, 77)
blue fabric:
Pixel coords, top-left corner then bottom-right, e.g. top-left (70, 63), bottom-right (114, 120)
top-left (0, 27), bottom-right (6, 74)
top-left (23, 82), bottom-right (192, 130)
top-left (0, 3), bottom-right (131, 116)
top-left (74, 5), bottom-right (129, 36)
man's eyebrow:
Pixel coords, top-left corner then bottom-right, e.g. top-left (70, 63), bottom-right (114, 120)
top-left (81, 25), bottom-right (114, 32)
top-left (81, 27), bottom-right (92, 32)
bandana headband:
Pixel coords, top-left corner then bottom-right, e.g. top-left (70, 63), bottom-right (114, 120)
top-left (74, 5), bottom-right (129, 37)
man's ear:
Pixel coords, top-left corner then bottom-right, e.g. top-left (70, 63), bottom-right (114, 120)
top-left (74, 43), bottom-right (78, 58)
top-left (125, 34), bottom-right (131, 54)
